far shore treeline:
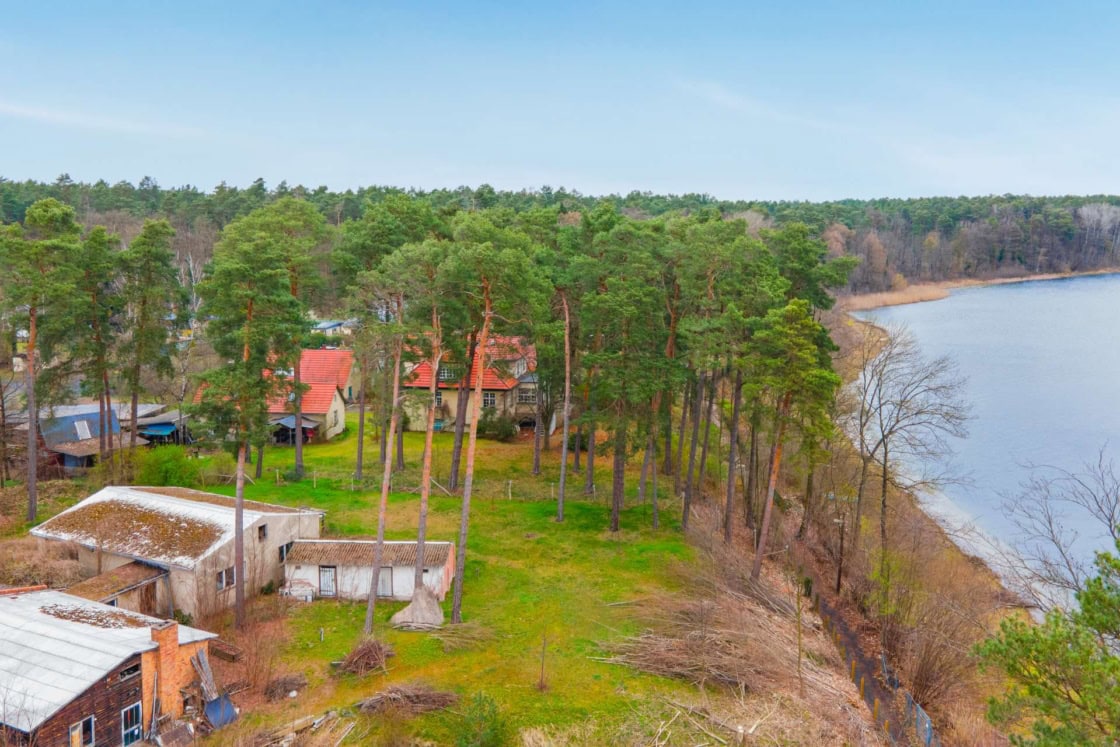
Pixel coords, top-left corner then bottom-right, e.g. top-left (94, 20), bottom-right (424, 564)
top-left (3, 176), bottom-right (1120, 293)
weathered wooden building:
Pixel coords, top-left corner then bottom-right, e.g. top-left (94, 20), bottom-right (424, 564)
top-left (0, 589), bottom-right (214, 746)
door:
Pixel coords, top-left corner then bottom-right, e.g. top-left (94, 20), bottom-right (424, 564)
top-left (377, 567), bottom-right (392, 598)
top-left (319, 565), bottom-right (337, 597)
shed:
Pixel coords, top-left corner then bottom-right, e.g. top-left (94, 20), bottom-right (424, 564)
top-left (32, 486), bottom-right (322, 619)
top-left (283, 540), bottom-right (455, 602)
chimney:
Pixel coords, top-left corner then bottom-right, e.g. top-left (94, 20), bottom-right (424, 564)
top-left (150, 620), bottom-right (183, 718)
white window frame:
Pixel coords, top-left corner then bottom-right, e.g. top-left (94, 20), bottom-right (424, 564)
top-left (482, 391), bottom-right (496, 409)
top-left (121, 702), bottom-right (142, 746)
top-left (517, 388), bottom-right (537, 404)
top-left (434, 390), bottom-right (442, 406)
top-left (69, 716), bottom-right (94, 747)
top-left (216, 566), bottom-right (236, 591)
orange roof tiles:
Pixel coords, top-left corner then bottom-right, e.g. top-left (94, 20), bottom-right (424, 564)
top-left (299, 348), bottom-right (353, 389)
top-left (405, 336), bottom-right (534, 391)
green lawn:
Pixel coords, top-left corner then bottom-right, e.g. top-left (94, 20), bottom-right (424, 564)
top-left (200, 413), bottom-right (700, 742)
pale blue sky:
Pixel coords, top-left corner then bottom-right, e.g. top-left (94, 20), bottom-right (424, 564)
top-left (2, 1), bottom-right (1119, 200)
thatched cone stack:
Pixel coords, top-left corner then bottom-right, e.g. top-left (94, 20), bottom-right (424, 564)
top-left (390, 584), bottom-right (444, 630)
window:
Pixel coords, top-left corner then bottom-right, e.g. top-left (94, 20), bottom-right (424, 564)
top-left (258, 524), bottom-right (268, 541)
top-left (216, 566), bottom-right (236, 591)
top-left (119, 663), bottom-right (141, 681)
top-left (438, 366), bottom-right (459, 381)
top-left (434, 390), bottom-right (442, 406)
top-left (69, 716), bottom-right (94, 747)
top-left (74, 420), bottom-right (92, 440)
top-left (517, 388), bottom-right (536, 404)
top-left (482, 392), bottom-right (496, 409)
top-left (279, 541), bottom-right (294, 563)
top-left (106, 598), bottom-right (118, 607)
top-left (121, 702), bottom-right (142, 746)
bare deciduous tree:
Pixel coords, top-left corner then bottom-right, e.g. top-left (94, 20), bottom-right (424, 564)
top-left (999, 449), bottom-right (1120, 611)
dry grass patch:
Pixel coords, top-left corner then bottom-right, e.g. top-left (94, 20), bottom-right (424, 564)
top-left (356, 683), bottom-right (458, 715)
top-left (0, 537), bottom-right (80, 587)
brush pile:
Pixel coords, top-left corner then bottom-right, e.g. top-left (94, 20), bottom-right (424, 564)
top-left (338, 638), bottom-right (394, 676)
top-left (356, 683), bottom-right (458, 715)
top-left (432, 619), bottom-right (494, 652)
top-left (264, 673), bottom-right (308, 701)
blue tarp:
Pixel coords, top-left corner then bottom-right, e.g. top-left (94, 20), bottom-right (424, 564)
top-left (139, 423), bottom-right (177, 437)
top-left (204, 695), bottom-right (238, 728)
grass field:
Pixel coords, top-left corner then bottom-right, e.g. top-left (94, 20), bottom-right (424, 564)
top-left (191, 413), bottom-right (707, 743)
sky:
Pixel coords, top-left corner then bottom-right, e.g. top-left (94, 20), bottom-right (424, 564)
top-left (2, 1), bottom-right (1120, 201)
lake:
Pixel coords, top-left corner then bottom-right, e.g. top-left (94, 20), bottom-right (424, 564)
top-left (855, 273), bottom-right (1120, 572)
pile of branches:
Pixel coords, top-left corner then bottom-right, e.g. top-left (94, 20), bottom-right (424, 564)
top-left (264, 673), bottom-right (308, 701)
top-left (432, 619), bottom-right (494, 652)
top-left (338, 638), bottom-right (394, 676)
top-left (356, 683), bottom-right (459, 715)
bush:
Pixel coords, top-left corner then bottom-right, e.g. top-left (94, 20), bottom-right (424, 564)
top-left (565, 433), bottom-right (588, 452)
top-left (198, 452), bottom-right (236, 486)
top-left (455, 693), bottom-right (508, 747)
top-left (134, 446), bottom-right (201, 487)
top-left (477, 408), bottom-right (517, 443)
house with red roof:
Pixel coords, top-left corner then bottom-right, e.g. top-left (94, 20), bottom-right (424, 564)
top-left (267, 349), bottom-right (352, 442)
top-left (402, 336), bottom-right (539, 432)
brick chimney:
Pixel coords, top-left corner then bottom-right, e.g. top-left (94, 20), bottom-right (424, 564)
top-left (150, 620), bottom-right (184, 718)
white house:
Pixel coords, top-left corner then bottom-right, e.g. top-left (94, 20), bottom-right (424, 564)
top-left (283, 540), bottom-right (455, 602)
top-left (32, 486), bottom-right (322, 619)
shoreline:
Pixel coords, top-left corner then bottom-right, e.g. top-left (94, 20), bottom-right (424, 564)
top-left (838, 267), bottom-right (1120, 311)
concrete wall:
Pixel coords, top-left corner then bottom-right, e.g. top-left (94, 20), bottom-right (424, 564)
top-left (285, 546), bottom-right (455, 602)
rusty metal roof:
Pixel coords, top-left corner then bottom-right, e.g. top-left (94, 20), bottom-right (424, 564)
top-left (285, 540), bottom-right (451, 568)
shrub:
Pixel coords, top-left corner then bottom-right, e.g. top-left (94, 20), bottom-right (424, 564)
top-left (477, 408), bottom-right (517, 443)
top-left (135, 446), bottom-right (201, 487)
top-left (455, 693), bottom-right (508, 747)
top-left (198, 452), bottom-right (236, 486)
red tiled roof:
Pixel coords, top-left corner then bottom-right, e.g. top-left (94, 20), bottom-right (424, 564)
top-left (267, 380), bottom-right (339, 416)
top-left (405, 336), bottom-right (533, 391)
top-left (299, 349), bottom-right (353, 389)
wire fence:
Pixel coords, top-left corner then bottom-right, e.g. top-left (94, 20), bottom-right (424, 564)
top-left (807, 582), bottom-right (942, 747)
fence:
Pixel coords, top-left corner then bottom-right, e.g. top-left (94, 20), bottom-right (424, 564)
top-left (808, 585), bottom-right (943, 747)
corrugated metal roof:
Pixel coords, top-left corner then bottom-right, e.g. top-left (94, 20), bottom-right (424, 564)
top-left (31, 486), bottom-right (316, 569)
top-left (0, 590), bottom-right (213, 733)
top-left (285, 540), bottom-right (451, 568)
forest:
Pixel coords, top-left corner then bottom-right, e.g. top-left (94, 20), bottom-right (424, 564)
top-left (2, 177), bottom-right (1119, 745)
top-left (4, 175), bottom-right (1120, 293)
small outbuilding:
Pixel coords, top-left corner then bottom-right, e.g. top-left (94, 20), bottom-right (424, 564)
top-left (283, 540), bottom-right (455, 602)
top-left (33, 486), bottom-right (322, 619)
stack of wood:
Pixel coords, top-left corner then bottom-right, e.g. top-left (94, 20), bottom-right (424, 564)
top-left (337, 638), bottom-right (394, 676)
top-left (355, 684), bottom-right (458, 715)
top-left (190, 649), bottom-right (220, 701)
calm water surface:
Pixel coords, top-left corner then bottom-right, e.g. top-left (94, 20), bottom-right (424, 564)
top-left (856, 274), bottom-right (1120, 565)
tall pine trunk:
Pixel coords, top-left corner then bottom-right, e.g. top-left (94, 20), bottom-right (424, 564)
top-left (682, 374), bottom-right (704, 529)
top-left (572, 427), bottom-right (582, 471)
top-left (797, 451), bottom-right (815, 540)
top-left (25, 308), bottom-right (38, 523)
top-left (355, 373), bottom-right (367, 480)
top-left (697, 370), bottom-right (717, 494)
top-left (234, 437), bottom-right (247, 628)
top-left (448, 332), bottom-right (477, 490)
top-left (414, 317), bottom-right (441, 594)
top-left (610, 418), bottom-right (626, 532)
top-left (638, 421), bottom-right (653, 504)
top-left (293, 353), bottom-right (304, 479)
top-left (723, 370), bottom-right (742, 544)
top-left (746, 406), bottom-right (759, 528)
top-left (750, 393), bottom-right (792, 581)
top-left (364, 327), bottom-right (403, 634)
top-left (531, 382), bottom-right (542, 476)
top-left (451, 292), bottom-right (492, 624)
top-left (395, 422), bottom-right (405, 471)
top-left (556, 293), bottom-right (572, 522)
top-left (673, 384), bottom-right (690, 495)
top-left (101, 369), bottom-right (113, 480)
top-left (255, 444), bottom-right (264, 480)
top-left (661, 391), bottom-right (673, 476)
top-left (583, 409), bottom-right (596, 497)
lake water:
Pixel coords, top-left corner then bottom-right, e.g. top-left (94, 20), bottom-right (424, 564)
top-left (855, 274), bottom-right (1120, 570)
